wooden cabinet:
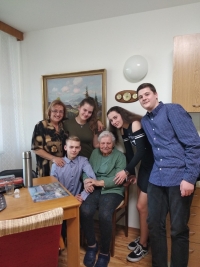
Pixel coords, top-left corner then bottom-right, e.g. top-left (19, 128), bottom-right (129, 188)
top-left (167, 187), bottom-right (200, 267)
top-left (172, 33), bottom-right (200, 112)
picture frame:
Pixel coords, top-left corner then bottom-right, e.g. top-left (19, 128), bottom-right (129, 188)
top-left (42, 69), bottom-right (107, 125)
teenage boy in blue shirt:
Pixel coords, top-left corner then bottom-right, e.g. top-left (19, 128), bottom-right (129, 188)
top-left (51, 135), bottom-right (96, 243)
top-left (137, 83), bottom-right (200, 267)
top-left (51, 135), bottom-right (96, 202)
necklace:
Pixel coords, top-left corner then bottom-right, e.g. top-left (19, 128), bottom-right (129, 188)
top-left (75, 117), bottom-right (86, 128)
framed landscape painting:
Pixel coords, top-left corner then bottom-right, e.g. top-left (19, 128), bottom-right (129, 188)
top-left (42, 69), bottom-right (107, 125)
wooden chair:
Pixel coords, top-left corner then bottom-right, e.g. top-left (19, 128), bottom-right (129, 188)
top-left (0, 207), bottom-right (63, 267)
top-left (110, 179), bottom-right (131, 256)
top-left (81, 180), bottom-right (132, 257)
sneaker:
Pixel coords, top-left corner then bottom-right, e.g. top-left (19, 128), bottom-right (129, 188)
top-left (127, 236), bottom-right (140, 251)
top-left (127, 243), bottom-right (148, 262)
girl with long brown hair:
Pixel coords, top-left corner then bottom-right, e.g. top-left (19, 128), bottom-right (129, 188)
top-left (63, 97), bottom-right (102, 159)
top-left (107, 106), bottom-right (154, 263)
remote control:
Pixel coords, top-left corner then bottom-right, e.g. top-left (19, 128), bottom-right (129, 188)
top-left (0, 194), bottom-right (7, 211)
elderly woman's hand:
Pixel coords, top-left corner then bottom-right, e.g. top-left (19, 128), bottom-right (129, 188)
top-left (84, 178), bottom-right (95, 193)
top-left (84, 178), bottom-right (105, 190)
top-left (52, 157), bottom-right (65, 167)
top-left (114, 170), bottom-right (127, 185)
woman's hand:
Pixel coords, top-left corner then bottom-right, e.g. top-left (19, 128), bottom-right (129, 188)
top-left (84, 178), bottom-right (105, 190)
top-left (84, 178), bottom-right (95, 193)
top-left (52, 157), bottom-right (65, 167)
top-left (97, 120), bottom-right (104, 132)
top-left (114, 170), bottom-right (127, 185)
top-left (128, 175), bottom-right (137, 184)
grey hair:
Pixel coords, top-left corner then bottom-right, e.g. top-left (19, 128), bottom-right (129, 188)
top-left (98, 130), bottom-right (115, 143)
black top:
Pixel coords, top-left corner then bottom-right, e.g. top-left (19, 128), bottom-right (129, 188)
top-left (122, 124), bottom-right (154, 177)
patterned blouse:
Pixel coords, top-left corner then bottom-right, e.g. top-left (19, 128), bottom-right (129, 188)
top-left (31, 120), bottom-right (68, 177)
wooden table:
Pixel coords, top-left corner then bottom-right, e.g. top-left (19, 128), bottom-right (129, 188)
top-left (0, 176), bottom-right (80, 267)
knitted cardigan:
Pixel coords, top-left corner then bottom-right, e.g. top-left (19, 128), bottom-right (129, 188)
top-left (83, 147), bottom-right (126, 196)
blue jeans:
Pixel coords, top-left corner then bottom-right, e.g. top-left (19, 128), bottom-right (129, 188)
top-left (147, 182), bottom-right (194, 267)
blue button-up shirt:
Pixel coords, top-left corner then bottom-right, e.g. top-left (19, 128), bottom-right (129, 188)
top-left (50, 155), bottom-right (96, 200)
top-left (141, 102), bottom-right (200, 186)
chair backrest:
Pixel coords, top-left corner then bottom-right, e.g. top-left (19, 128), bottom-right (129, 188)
top-left (0, 169), bottom-right (37, 178)
top-left (0, 207), bottom-right (63, 267)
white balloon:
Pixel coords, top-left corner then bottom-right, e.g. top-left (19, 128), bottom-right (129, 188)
top-left (123, 55), bottom-right (148, 83)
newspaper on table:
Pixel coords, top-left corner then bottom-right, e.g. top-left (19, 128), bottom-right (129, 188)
top-left (28, 182), bottom-right (69, 202)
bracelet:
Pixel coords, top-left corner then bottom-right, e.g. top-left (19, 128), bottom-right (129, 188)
top-left (124, 168), bottom-right (129, 176)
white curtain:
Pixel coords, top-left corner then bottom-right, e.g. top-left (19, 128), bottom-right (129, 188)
top-left (0, 31), bottom-right (26, 171)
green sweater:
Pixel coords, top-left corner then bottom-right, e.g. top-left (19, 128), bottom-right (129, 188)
top-left (83, 147), bottom-right (126, 196)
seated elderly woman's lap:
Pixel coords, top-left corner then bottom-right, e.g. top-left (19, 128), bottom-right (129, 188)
top-left (80, 189), bottom-right (123, 219)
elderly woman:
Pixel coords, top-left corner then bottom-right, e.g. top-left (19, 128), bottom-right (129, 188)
top-left (80, 131), bottom-right (126, 267)
top-left (31, 100), bottom-right (68, 177)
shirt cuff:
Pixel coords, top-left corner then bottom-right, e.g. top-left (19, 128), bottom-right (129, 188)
top-left (81, 190), bottom-right (89, 201)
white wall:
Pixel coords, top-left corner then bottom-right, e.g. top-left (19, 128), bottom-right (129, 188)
top-left (20, 3), bottom-right (200, 228)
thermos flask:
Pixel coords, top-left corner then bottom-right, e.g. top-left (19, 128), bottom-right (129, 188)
top-left (22, 151), bottom-right (33, 187)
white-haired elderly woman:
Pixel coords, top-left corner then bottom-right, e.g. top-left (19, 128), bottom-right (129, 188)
top-left (80, 131), bottom-right (126, 267)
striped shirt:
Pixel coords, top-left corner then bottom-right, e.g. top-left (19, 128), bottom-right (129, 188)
top-left (51, 155), bottom-right (96, 200)
top-left (141, 102), bottom-right (200, 186)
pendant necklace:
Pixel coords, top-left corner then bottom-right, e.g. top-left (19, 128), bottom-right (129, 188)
top-left (75, 117), bottom-right (85, 128)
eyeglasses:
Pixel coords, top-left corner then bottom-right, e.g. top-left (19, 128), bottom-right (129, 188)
top-left (51, 110), bottom-right (64, 114)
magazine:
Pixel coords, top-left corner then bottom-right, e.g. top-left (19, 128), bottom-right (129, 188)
top-left (28, 182), bottom-right (69, 202)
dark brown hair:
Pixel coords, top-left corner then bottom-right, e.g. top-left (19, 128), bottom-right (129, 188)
top-left (137, 83), bottom-right (157, 94)
top-left (107, 106), bottom-right (142, 143)
top-left (46, 100), bottom-right (67, 121)
top-left (78, 97), bottom-right (98, 132)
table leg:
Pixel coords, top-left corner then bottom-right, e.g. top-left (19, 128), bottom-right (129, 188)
top-left (67, 208), bottom-right (80, 267)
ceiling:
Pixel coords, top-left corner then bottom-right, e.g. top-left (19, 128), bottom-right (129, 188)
top-left (0, 0), bottom-right (200, 33)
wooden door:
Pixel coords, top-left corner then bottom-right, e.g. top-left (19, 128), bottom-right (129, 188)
top-left (172, 33), bottom-right (200, 112)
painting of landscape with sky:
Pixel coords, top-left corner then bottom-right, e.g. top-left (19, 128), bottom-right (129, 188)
top-left (43, 71), bottom-right (105, 121)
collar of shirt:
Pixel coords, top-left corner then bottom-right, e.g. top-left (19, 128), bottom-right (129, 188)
top-left (64, 155), bottom-right (77, 165)
top-left (147, 101), bottom-right (164, 118)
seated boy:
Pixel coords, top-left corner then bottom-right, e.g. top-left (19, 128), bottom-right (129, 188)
top-left (51, 135), bottom-right (96, 203)
top-left (50, 135), bottom-right (96, 243)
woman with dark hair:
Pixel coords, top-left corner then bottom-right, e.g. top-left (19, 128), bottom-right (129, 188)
top-left (63, 97), bottom-right (102, 159)
top-left (107, 106), bottom-right (154, 263)
top-left (31, 99), bottom-right (68, 177)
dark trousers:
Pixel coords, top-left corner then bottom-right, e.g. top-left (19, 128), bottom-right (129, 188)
top-left (61, 220), bottom-right (67, 243)
top-left (80, 189), bottom-right (123, 254)
top-left (147, 182), bottom-right (194, 267)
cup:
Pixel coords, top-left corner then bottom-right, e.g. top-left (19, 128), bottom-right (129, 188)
top-left (5, 180), bottom-right (14, 195)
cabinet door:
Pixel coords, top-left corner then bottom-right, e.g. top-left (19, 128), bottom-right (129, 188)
top-left (172, 34), bottom-right (200, 112)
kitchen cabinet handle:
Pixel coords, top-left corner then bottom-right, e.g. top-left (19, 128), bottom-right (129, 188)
top-left (192, 104), bottom-right (200, 107)
top-left (189, 249), bottom-right (194, 253)
top-left (189, 231), bottom-right (195, 235)
top-left (190, 213), bottom-right (196, 216)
